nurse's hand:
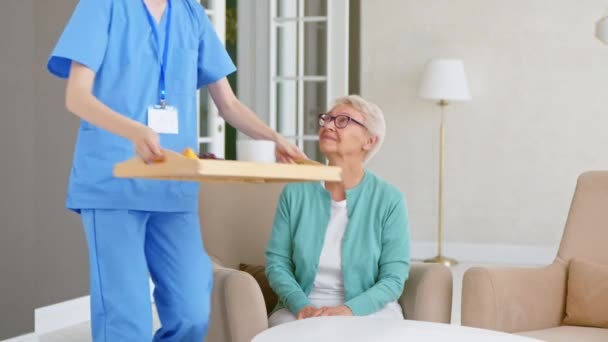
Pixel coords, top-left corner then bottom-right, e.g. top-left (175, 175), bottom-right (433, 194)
top-left (275, 135), bottom-right (307, 163)
top-left (130, 125), bottom-right (164, 163)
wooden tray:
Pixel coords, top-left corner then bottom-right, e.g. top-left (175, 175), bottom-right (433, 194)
top-left (113, 149), bottom-right (342, 183)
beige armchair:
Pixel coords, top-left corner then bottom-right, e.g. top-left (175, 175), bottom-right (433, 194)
top-left (461, 171), bottom-right (608, 341)
top-left (198, 182), bottom-right (453, 342)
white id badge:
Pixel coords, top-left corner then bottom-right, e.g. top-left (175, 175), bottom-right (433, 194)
top-left (148, 106), bottom-right (179, 134)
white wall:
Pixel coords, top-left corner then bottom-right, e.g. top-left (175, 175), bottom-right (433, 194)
top-left (362, 0), bottom-right (608, 250)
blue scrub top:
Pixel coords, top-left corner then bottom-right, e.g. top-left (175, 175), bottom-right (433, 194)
top-left (47, 0), bottom-right (236, 213)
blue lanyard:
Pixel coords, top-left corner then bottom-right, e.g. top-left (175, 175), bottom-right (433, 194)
top-left (143, 0), bottom-right (172, 108)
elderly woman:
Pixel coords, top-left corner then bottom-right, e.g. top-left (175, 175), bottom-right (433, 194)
top-left (265, 95), bottom-right (410, 326)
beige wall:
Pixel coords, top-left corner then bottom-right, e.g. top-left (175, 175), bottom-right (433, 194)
top-left (362, 0), bottom-right (608, 247)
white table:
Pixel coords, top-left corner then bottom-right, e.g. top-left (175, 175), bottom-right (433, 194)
top-left (252, 317), bottom-right (542, 342)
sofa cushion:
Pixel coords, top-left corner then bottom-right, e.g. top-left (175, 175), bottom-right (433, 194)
top-left (518, 325), bottom-right (608, 342)
top-left (239, 263), bottom-right (278, 315)
top-left (563, 259), bottom-right (608, 328)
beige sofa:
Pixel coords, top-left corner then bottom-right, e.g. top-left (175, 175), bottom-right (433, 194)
top-left (461, 171), bottom-right (608, 341)
top-left (198, 182), bottom-right (453, 342)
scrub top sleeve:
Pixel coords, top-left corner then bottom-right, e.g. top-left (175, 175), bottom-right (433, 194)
top-left (196, 10), bottom-right (236, 88)
top-left (47, 0), bottom-right (111, 79)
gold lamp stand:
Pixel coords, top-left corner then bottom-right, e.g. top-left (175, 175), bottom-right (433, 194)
top-left (424, 100), bottom-right (458, 267)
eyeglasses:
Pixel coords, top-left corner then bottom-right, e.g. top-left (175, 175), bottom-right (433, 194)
top-left (318, 113), bottom-right (366, 129)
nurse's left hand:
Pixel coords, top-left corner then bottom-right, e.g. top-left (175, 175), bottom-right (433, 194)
top-left (275, 135), bottom-right (307, 163)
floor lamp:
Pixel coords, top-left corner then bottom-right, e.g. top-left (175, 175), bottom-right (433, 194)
top-left (418, 59), bottom-right (471, 267)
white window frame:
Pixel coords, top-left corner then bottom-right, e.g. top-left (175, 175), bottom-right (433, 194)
top-left (198, 0), bottom-right (226, 156)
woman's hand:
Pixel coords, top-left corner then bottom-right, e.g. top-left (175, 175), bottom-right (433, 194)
top-left (296, 306), bottom-right (321, 320)
top-left (275, 135), bottom-right (307, 163)
top-left (313, 305), bottom-right (353, 317)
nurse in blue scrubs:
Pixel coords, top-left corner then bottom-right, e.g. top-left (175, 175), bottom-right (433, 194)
top-left (47, 0), bottom-right (304, 341)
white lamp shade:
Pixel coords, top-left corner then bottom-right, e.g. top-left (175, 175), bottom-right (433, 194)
top-left (418, 59), bottom-right (471, 101)
top-left (596, 15), bottom-right (608, 44)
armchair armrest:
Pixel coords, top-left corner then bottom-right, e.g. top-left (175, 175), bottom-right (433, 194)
top-left (461, 262), bottom-right (567, 333)
top-left (400, 262), bottom-right (453, 323)
top-left (207, 267), bottom-right (268, 342)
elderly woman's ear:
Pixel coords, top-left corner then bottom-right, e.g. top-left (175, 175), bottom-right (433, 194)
top-left (363, 135), bottom-right (379, 152)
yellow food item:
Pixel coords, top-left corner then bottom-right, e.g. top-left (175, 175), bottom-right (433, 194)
top-left (182, 148), bottom-right (199, 160)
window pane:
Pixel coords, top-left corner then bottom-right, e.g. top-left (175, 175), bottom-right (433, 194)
top-left (304, 22), bottom-right (327, 76)
top-left (304, 0), bottom-right (327, 17)
top-left (200, 0), bottom-right (210, 9)
top-left (199, 87), bottom-right (209, 138)
top-left (276, 0), bottom-right (327, 17)
top-left (276, 81), bottom-right (298, 137)
top-left (276, 23), bottom-right (297, 77)
top-left (276, 0), bottom-right (297, 18)
top-left (303, 81), bottom-right (326, 136)
top-left (199, 143), bottom-right (211, 155)
top-left (304, 140), bottom-right (324, 163)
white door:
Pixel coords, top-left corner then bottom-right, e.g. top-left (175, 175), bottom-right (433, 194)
top-left (270, 0), bottom-right (349, 161)
top-left (236, 0), bottom-right (349, 162)
top-left (198, 0), bottom-right (226, 156)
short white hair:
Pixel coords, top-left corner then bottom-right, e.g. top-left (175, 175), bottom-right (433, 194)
top-left (330, 95), bottom-right (386, 163)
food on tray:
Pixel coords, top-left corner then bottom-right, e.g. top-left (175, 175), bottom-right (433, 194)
top-left (182, 148), bottom-right (199, 160)
top-left (198, 152), bottom-right (223, 160)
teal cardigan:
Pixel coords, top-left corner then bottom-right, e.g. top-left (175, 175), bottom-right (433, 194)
top-left (265, 171), bottom-right (410, 316)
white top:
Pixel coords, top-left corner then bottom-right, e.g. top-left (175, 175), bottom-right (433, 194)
top-left (308, 199), bottom-right (348, 305)
top-left (254, 317), bottom-right (542, 342)
top-left (306, 198), bottom-right (403, 319)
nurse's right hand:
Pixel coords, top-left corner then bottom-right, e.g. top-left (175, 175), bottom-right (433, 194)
top-left (130, 124), bottom-right (164, 163)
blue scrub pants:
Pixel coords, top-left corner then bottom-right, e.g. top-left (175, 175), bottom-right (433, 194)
top-left (81, 209), bottom-right (212, 342)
